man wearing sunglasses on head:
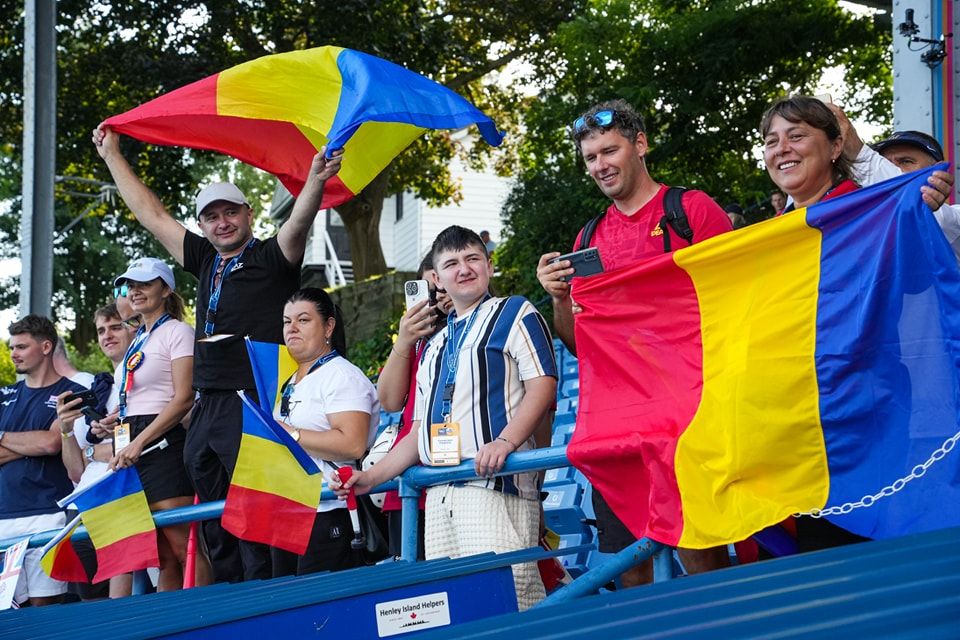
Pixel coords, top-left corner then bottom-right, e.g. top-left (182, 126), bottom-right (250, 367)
top-left (536, 99), bottom-right (732, 588)
top-left (93, 125), bottom-right (343, 584)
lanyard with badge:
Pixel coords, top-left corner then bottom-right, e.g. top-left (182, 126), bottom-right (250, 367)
top-left (430, 302), bottom-right (484, 466)
top-left (204, 239), bottom-right (256, 336)
top-left (115, 313), bottom-right (172, 450)
top-left (278, 350), bottom-right (340, 420)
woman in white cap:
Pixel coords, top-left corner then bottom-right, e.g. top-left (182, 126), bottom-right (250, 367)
top-left (109, 257), bottom-right (208, 590)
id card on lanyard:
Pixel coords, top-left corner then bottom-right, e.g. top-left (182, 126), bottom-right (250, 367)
top-left (429, 300), bottom-right (485, 466)
top-left (205, 239), bottom-right (256, 337)
top-left (117, 313), bottom-right (172, 449)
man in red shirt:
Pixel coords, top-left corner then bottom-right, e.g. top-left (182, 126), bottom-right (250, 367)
top-left (537, 99), bottom-right (732, 587)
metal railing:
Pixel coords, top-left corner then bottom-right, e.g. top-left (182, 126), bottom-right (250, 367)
top-left (1, 445), bottom-right (673, 600)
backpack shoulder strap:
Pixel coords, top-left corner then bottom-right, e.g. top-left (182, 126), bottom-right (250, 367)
top-left (658, 186), bottom-right (693, 253)
top-left (577, 213), bottom-right (605, 251)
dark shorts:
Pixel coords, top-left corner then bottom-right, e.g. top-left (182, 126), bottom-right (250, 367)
top-left (592, 489), bottom-right (638, 553)
top-left (795, 515), bottom-right (869, 553)
top-left (271, 509), bottom-right (362, 577)
top-left (126, 414), bottom-right (194, 504)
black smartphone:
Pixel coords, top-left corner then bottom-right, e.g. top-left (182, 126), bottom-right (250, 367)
top-left (81, 406), bottom-right (106, 423)
top-left (548, 247), bottom-right (604, 282)
top-left (64, 389), bottom-right (99, 410)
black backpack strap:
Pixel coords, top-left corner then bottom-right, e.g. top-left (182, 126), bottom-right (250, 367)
top-left (658, 186), bottom-right (693, 253)
top-left (577, 213), bottom-right (605, 251)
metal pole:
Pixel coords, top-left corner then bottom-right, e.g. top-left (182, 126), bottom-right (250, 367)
top-left (398, 477), bottom-right (421, 562)
top-left (20, 0), bottom-right (56, 318)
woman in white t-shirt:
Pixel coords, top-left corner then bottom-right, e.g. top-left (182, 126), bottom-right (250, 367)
top-left (109, 258), bottom-right (209, 590)
top-left (273, 287), bottom-right (379, 577)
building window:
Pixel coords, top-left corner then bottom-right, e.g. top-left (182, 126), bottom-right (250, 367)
top-left (395, 193), bottom-right (404, 222)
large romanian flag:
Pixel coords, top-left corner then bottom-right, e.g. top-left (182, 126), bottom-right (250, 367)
top-left (102, 46), bottom-right (503, 208)
top-left (222, 392), bottom-right (323, 554)
top-left (55, 467), bottom-right (159, 581)
top-left (567, 165), bottom-right (960, 549)
top-left (245, 337), bottom-right (298, 414)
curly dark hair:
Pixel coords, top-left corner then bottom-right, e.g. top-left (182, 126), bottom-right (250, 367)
top-left (760, 96), bottom-right (854, 185)
top-left (572, 98), bottom-right (646, 153)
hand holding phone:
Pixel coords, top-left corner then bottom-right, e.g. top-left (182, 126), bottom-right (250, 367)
top-left (404, 280), bottom-right (430, 309)
top-left (547, 247), bottom-right (604, 282)
top-left (63, 389), bottom-right (99, 410)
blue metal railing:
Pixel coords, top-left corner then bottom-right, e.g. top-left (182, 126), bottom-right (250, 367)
top-left (0, 445), bottom-right (673, 599)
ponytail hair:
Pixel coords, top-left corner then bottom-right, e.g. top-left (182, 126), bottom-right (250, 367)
top-left (286, 287), bottom-right (347, 355)
top-left (163, 289), bottom-right (186, 322)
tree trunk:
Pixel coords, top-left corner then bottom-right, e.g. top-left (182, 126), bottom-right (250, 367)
top-left (335, 168), bottom-right (392, 281)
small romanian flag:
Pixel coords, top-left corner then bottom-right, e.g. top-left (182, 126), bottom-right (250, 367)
top-left (56, 466), bottom-right (159, 582)
top-left (39, 514), bottom-right (89, 583)
top-left (245, 337), bottom-right (298, 415)
top-left (222, 392), bottom-right (323, 554)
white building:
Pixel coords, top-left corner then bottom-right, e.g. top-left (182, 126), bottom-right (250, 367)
top-left (304, 152), bottom-right (512, 285)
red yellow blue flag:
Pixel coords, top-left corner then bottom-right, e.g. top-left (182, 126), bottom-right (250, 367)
top-left (39, 514), bottom-right (89, 583)
top-left (567, 165), bottom-right (960, 548)
top-left (245, 337), bottom-right (298, 415)
top-left (102, 46), bottom-right (503, 208)
top-left (222, 392), bottom-right (322, 554)
top-left (57, 467), bottom-right (159, 582)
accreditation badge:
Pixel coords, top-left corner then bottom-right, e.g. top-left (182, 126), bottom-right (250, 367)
top-left (430, 422), bottom-right (461, 466)
top-left (114, 422), bottom-right (132, 451)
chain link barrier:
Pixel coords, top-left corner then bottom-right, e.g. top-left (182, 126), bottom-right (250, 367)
top-left (797, 427), bottom-right (960, 518)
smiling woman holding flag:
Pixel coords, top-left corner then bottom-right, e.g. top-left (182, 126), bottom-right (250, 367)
top-left (271, 287), bottom-right (379, 577)
top-left (108, 257), bottom-right (209, 590)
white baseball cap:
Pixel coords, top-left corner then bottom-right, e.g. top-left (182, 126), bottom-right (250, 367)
top-left (114, 257), bottom-right (176, 291)
top-left (195, 182), bottom-right (250, 218)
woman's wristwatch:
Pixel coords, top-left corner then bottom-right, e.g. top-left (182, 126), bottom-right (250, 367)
top-left (84, 445), bottom-right (96, 462)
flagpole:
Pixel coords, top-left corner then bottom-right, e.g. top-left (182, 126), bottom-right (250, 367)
top-left (56, 439), bottom-right (170, 509)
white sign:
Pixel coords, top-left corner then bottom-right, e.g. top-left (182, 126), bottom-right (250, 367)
top-left (375, 591), bottom-right (451, 637)
top-left (0, 539), bottom-right (29, 610)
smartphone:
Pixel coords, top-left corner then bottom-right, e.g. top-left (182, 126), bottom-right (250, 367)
top-left (404, 280), bottom-right (430, 309)
top-left (548, 247), bottom-right (604, 282)
top-left (81, 406), bottom-right (106, 423)
top-left (64, 389), bottom-right (99, 410)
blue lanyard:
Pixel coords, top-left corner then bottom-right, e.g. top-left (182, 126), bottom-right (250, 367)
top-left (118, 313), bottom-right (172, 419)
top-left (441, 298), bottom-right (487, 421)
top-left (204, 239), bottom-right (256, 336)
top-left (279, 350), bottom-right (340, 419)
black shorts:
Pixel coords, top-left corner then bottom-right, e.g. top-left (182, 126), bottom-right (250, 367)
top-left (592, 488), bottom-right (638, 553)
top-left (795, 515), bottom-right (869, 552)
top-left (125, 414), bottom-right (194, 504)
top-left (270, 509), bottom-right (362, 577)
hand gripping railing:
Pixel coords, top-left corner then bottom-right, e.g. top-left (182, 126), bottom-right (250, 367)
top-left (0, 445), bottom-right (673, 600)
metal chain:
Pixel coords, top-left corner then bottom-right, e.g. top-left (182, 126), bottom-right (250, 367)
top-left (797, 427), bottom-right (960, 518)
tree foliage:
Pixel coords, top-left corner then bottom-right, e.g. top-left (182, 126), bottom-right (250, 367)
top-left (1, 1), bottom-right (582, 350)
top-left (496, 0), bottom-right (891, 309)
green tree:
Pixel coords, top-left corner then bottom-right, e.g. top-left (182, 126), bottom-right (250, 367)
top-left (0, 1), bottom-right (583, 353)
top-left (0, 342), bottom-right (14, 387)
top-left (496, 0), bottom-right (891, 308)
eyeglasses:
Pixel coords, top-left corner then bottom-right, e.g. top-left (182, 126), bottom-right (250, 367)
top-left (122, 316), bottom-right (142, 330)
top-left (573, 110), bottom-right (616, 134)
top-left (113, 284), bottom-right (129, 298)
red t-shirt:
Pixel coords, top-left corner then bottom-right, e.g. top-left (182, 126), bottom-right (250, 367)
top-left (573, 185), bottom-right (732, 270)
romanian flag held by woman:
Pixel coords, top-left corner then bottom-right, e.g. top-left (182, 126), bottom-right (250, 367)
top-left (567, 165), bottom-right (960, 549)
top-left (222, 392), bottom-right (323, 554)
top-left (52, 467), bottom-right (159, 582)
top-left (102, 46), bottom-right (503, 208)
top-left (245, 337), bottom-right (298, 414)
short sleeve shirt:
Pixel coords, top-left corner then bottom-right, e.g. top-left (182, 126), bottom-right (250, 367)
top-left (414, 296), bottom-right (556, 499)
top-left (273, 357), bottom-right (380, 512)
top-left (182, 233), bottom-right (301, 391)
top-left (575, 185), bottom-right (732, 272)
top-left (114, 319), bottom-right (194, 416)
top-left (0, 378), bottom-right (83, 518)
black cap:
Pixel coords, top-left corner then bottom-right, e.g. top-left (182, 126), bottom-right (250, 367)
top-left (872, 130), bottom-right (944, 162)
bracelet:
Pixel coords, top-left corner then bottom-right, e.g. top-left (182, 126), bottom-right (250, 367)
top-left (496, 436), bottom-right (516, 451)
top-left (391, 345), bottom-right (411, 359)
top-left (60, 429), bottom-right (74, 440)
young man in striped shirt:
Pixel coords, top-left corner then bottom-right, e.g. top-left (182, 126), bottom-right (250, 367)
top-left (339, 226), bottom-right (557, 610)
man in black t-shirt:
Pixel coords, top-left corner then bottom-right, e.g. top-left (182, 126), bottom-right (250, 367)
top-left (93, 125), bottom-right (343, 583)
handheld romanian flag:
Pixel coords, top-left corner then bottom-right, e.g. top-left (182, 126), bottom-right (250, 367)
top-left (55, 467), bottom-right (159, 582)
top-left (102, 46), bottom-right (503, 208)
top-left (245, 337), bottom-right (298, 415)
top-left (39, 514), bottom-right (89, 583)
top-left (222, 392), bottom-right (323, 554)
top-left (567, 164), bottom-right (960, 549)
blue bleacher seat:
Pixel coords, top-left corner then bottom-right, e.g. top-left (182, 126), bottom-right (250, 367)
top-left (543, 482), bottom-right (586, 535)
top-left (560, 378), bottom-right (579, 398)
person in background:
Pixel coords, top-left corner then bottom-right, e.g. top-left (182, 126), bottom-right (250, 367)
top-left (723, 203), bottom-right (747, 230)
top-left (53, 338), bottom-right (95, 389)
top-left (272, 288), bottom-right (378, 577)
top-left (0, 315), bottom-right (84, 606)
top-left (107, 257), bottom-right (208, 591)
top-left (480, 230), bottom-right (497, 255)
top-left (56, 303), bottom-right (135, 599)
top-left (770, 190), bottom-right (787, 215)
top-left (377, 252), bottom-right (453, 559)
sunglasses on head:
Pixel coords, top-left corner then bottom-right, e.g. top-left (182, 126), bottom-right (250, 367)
top-left (113, 284), bottom-right (128, 298)
top-left (573, 109), bottom-right (616, 134)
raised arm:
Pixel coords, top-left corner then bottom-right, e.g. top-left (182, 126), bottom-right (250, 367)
top-left (276, 148), bottom-right (344, 265)
top-left (93, 126), bottom-right (187, 265)
top-left (378, 300), bottom-right (436, 411)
